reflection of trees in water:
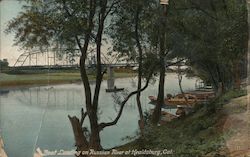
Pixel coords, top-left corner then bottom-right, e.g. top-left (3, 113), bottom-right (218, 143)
top-left (130, 77), bottom-right (137, 88)
top-left (15, 87), bottom-right (84, 110)
top-left (111, 89), bottom-right (137, 113)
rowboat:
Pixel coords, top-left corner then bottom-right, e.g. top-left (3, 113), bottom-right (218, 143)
top-left (148, 96), bottom-right (177, 109)
top-left (0, 89), bottom-right (9, 95)
top-left (166, 93), bottom-right (197, 106)
top-left (186, 90), bottom-right (215, 102)
top-left (149, 91), bottom-right (215, 107)
top-left (149, 93), bottom-right (197, 106)
top-left (105, 88), bottom-right (124, 93)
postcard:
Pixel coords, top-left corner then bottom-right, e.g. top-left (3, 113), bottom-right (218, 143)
top-left (0, 0), bottom-right (249, 157)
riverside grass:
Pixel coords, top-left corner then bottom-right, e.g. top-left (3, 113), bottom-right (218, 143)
top-left (114, 89), bottom-right (247, 157)
top-left (0, 72), bottom-right (135, 88)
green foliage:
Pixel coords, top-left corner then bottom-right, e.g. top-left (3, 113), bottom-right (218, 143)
top-left (166, 0), bottom-right (248, 90)
top-left (122, 90), bottom-right (248, 156)
top-left (108, 0), bottom-right (157, 51)
top-left (108, 0), bottom-right (161, 79)
top-left (5, 0), bottom-right (94, 54)
top-left (125, 102), bottom-right (226, 156)
top-left (218, 89), bottom-right (247, 103)
top-left (0, 59), bottom-right (9, 71)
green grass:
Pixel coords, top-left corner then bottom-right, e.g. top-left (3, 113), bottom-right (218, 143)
top-left (115, 89), bottom-right (247, 157)
top-left (0, 72), bottom-right (135, 88)
top-left (121, 110), bottom-right (224, 157)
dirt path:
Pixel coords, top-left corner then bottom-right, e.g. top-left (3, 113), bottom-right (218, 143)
top-left (222, 87), bottom-right (250, 157)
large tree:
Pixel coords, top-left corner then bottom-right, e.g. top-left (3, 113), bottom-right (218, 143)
top-left (7, 0), bottom-right (150, 150)
top-left (6, 0), bottom-right (156, 153)
top-left (108, 0), bottom-right (158, 133)
top-left (109, 0), bottom-right (183, 125)
top-left (6, 0), bottom-right (115, 151)
top-left (167, 0), bottom-right (248, 92)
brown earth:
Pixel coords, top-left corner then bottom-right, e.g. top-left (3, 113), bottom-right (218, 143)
top-left (221, 87), bottom-right (250, 157)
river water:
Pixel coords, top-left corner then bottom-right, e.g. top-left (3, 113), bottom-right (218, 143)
top-left (0, 73), bottom-right (196, 157)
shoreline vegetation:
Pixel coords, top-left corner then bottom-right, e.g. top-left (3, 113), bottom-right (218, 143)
top-left (2, 0), bottom-right (248, 154)
top-left (1, 88), bottom-right (249, 157)
top-left (0, 68), bottom-right (248, 157)
top-left (113, 88), bottom-right (248, 157)
top-left (0, 67), bottom-right (186, 90)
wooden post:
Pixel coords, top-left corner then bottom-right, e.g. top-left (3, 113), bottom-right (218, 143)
top-left (107, 65), bottom-right (115, 89)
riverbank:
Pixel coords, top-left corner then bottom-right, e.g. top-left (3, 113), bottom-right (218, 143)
top-left (221, 86), bottom-right (250, 157)
top-left (114, 89), bottom-right (247, 157)
top-left (0, 72), bottom-right (135, 89)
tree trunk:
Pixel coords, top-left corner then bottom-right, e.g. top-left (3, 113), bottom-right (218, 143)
top-left (135, 7), bottom-right (144, 136)
top-left (89, 112), bottom-right (102, 150)
top-left (177, 62), bottom-right (188, 103)
top-left (152, 62), bottom-right (165, 125)
top-left (152, 5), bottom-right (167, 125)
top-left (216, 64), bottom-right (225, 93)
top-left (89, 0), bottom-right (107, 150)
top-left (204, 63), bottom-right (218, 91)
top-left (136, 64), bottom-right (144, 134)
top-left (68, 116), bottom-right (89, 151)
top-left (68, 0), bottom-right (101, 152)
top-left (233, 60), bottom-right (241, 89)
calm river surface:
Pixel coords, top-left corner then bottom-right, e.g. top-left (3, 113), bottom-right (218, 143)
top-left (0, 74), bottom-right (196, 157)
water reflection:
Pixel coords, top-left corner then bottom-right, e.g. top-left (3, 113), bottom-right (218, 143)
top-left (0, 74), bottom-right (196, 157)
top-left (13, 87), bottom-right (84, 110)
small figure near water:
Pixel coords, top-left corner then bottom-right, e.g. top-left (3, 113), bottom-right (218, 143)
top-left (0, 136), bottom-right (8, 157)
top-left (33, 148), bottom-right (43, 157)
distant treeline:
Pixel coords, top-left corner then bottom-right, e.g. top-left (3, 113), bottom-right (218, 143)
top-left (0, 59), bottom-right (9, 70)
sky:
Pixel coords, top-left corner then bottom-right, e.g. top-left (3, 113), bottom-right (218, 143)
top-left (0, 0), bottom-right (124, 66)
top-left (0, 0), bottom-right (25, 66)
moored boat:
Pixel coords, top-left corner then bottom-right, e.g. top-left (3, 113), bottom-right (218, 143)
top-left (148, 96), bottom-right (178, 109)
top-left (186, 90), bottom-right (215, 103)
top-left (165, 93), bottom-right (197, 106)
top-left (0, 89), bottom-right (9, 95)
top-left (149, 90), bottom-right (215, 108)
top-left (149, 94), bottom-right (196, 106)
top-left (105, 87), bottom-right (124, 93)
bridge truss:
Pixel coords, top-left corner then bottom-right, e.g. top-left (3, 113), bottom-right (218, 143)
top-left (14, 48), bottom-right (135, 68)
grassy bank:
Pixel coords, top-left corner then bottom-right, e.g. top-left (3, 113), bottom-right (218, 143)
top-left (0, 72), bottom-right (135, 88)
top-left (116, 89), bottom-right (247, 157)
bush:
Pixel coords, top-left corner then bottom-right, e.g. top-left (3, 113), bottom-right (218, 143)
top-left (0, 59), bottom-right (9, 70)
top-left (219, 89), bottom-right (247, 103)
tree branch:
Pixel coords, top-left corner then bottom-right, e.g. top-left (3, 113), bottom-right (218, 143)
top-left (187, 0), bottom-right (218, 21)
top-left (75, 36), bottom-right (83, 52)
top-left (98, 66), bottom-right (156, 131)
top-left (166, 58), bottom-right (185, 67)
top-left (103, 0), bottom-right (119, 20)
top-left (92, 0), bottom-right (108, 110)
top-left (80, 108), bottom-right (88, 126)
top-left (62, 0), bottom-right (73, 16)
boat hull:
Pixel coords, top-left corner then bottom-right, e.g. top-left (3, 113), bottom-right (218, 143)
top-left (105, 88), bottom-right (124, 93)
